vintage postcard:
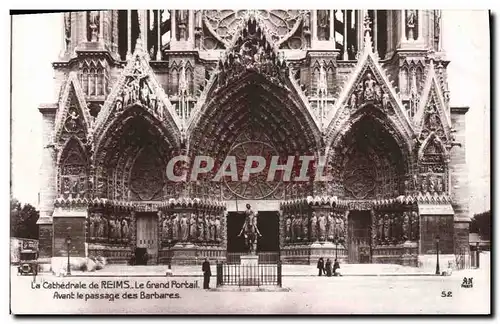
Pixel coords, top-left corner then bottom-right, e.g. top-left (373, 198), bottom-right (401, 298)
top-left (10, 9), bottom-right (491, 315)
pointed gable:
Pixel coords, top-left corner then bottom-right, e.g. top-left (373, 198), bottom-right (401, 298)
top-left (414, 60), bottom-right (451, 143)
top-left (325, 15), bottom-right (414, 145)
top-left (92, 46), bottom-right (182, 147)
top-left (54, 72), bottom-right (92, 145)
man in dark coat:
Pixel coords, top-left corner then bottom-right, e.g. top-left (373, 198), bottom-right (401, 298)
top-left (317, 257), bottom-right (325, 276)
top-left (202, 258), bottom-right (211, 289)
top-left (333, 258), bottom-right (341, 276)
top-left (325, 258), bottom-right (332, 277)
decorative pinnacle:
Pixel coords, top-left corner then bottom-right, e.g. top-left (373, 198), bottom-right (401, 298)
top-left (363, 11), bottom-right (372, 35)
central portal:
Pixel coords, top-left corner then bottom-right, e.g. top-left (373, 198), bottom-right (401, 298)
top-left (347, 211), bottom-right (372, 263)
top-left (135, 212), bottom-right (158, 265)
top-left (226, 210), bottom-right (280, 262)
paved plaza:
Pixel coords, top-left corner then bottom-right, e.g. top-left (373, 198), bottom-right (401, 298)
top-left (11, 261), bottom-right (490, 315)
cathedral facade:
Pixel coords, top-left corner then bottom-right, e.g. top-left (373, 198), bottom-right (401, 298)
top-left (38, 10), bottom-right (470, 266)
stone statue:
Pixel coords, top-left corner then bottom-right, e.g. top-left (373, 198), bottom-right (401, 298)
top-left (172, 214), bottom-right (179, 241)
top-left (310, 212), bottom-right (318, 241)
top-left (197, 214), bottom-right (205, 241)
top-left (290, 215), bottom-right (296, 242)
top-left (109, 218), bottom-right (116, 239)
top-left (374, 84), bottom-right (382, 102)
top-left (383, 214), bottom-right (390, 243)
top-left (95, 214), bottom-right (102, 238)
top-left (382, 92), bottom-right (390, 111)
top-left (237, 204), bottom-right (262, 254)
top-left (428, 176), bottom-right (436, 193)
top-left (327, 212), bottom-right (334, 241)
top-left (301, 213), bottom-right (309, 241)
top-left (89, 11), bottom-right (99, 42)
top-left (204, 214), bottom-right (210, 241)
top-left (338, 215), bottom-right (345, 240)
top-left (115, 98), bottom-right (123, 113)
top-left (162, 216), bottom-right (171, 241)
top-left (410, 211), bottom-right (419, 241)
top-left (189, 213), bottom-right (197, 240)
top-left (150, 91), bottom-right (157, 113)
top-left (64, 13), bottom-right (71, 50)
top-left (180, 213), bottom-right (189, 241)
top-left (402, 212), bottom-right (410, 241)
top-left (436, 176), bottom-right (444, 193)
top-left (102, 215), bottom-right (108, 240)
top-left (140, 82), bottom-right (150, 106)
top-left (215, 216), bottom-right (221, 242)
top-left (285, 216), bottom-right (292, 241)
top-left (349, 93), bottom-right (357, 109)
top-left (122, 219), bottom-right (129, 240)
top-left (421, 176), bottom-right (428, 193)
top-left (293, 214), bottom-right (301, 241)
top-left (318, 212), bottom-right (326, 241)
top-left (364, 73), bottom-right (376, 101)
top-left (210, 215), bottom-right (216, 241)
top-left (377, 213), bottom-right (384, 243)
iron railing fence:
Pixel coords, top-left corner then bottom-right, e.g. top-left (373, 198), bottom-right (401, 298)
top-left (216, 262), bottom-right (282, 287)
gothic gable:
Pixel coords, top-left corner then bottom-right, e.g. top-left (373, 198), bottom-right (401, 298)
top-left (325, 23), bottom-right (414, 149)
top-left (414, 61), bottom-right (451, 143)
top-left (92, 46), bottom-right (183, 149)
top-left (53, 72), bottom-right (92, 146)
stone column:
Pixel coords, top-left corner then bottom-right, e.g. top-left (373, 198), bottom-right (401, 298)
top-left (99, 11), bottom-right (104, 44)
top-left (156, 10), bottom-right (162, 60)
top-left (342, 10), bottom-right (348, 60)
top-left (188, 10), bottom-right (195, 48)
top-left (81, 11), bottom-right (87, 43)
top-left (127, 10), bottom-right (131, 56)
top-left (329, 10), bottom-right (335, 45)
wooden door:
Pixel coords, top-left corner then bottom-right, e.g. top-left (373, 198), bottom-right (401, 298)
top-left (136, 213), bottom-right (158, 265)
top-left (347, 211), bottom-right (372, 263)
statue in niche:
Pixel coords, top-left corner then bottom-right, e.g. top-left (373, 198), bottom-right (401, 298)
top-left (64, 13), bottom-right (71, 50)
top-left (338, 215), bottom-right (345, 240)
top-left (204, 213), bottom-right (210, 241)
top-left (356, 83), bottom-right (364, 102)
top-left (140, 82), bottom-right (150, 106)
top-left (382, 92), bottom-right (390, 112)
top-left (363, 73), bottom-right (377, 101)
top-left (436, 176), bottom-right (444, 193)
top-left (402, 212), bottom-right (410, 241)
top-left (180, 213), bottom-right (189, 241)
top-left (89, 11), bottom-right (99, 42)
top-left (310, 211), bottom-right (318, 241)
top-left (122, 219), bottom-right (129, 240)
top-left (349, 93), bottom-right (357, 110)
top-left (318, 212), bottom-right (326, 241)
top-left (290, 215), bottom-right (296, 242)
top-left (162, 215), bottom-right (171, 241)
top-left (109, 217), bottom-right (116, 239)
top-left (197, 214), bottom-right (205, 242)
top-left (150, 91), bottom-right (157, 114)
top-left (172, 214), bottom-right (179, 241)
top-left (410, 211), bottom-right (419, 241)
top-left (215, 216), bottom-right (221, 242)
top-left (317, 10), bottom-right (330, 41)
top-left (176, 10), bottom-right (188, 41)
top-left (302, 213), bottom-right (309, 241)
top-left (285, 216), bottom-right (292, 241)
top-left (210, 215), bottom-right (217, 241)
top-left (327, 212), bottom-right (334, 241)
top-left (421, 176), bottom-right (428, 193)
top-left (292, 214), bottom-right (301, 241)
top-left (95, 213), bottom-right (103, 238)
top-left (89, 213), bottom-right (96, 238)
top-left (428, 175), bottom-right (436, 193)
top-left (189, 213), bottom-right (197, 241)
top-left (406, 10), bottom-right (417, 40)
top-left (377, 213), bottom-right (384, 243)
top-left (383, 214), bottom-right (390, 244)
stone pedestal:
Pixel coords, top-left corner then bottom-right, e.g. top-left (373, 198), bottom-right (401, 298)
top-left (240, 254), bottom-right (259, 266)
top-left (170, 242), bottom-right (198, 265)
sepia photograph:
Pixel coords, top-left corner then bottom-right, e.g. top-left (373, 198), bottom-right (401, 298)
top-left (9, 7), bottom-right (491, 315)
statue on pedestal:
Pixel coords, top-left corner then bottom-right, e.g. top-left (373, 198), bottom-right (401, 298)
top-left (327, 212), bottom-right (334, 241)
top-left (285, 216), bottom-right (292, 242)
top-left (318, 212), bottom-right (326, 241)
top-left (410, 211), bottom-right (419, 241)
top-left (383, 214), bottom-right (390, 244)
top-left (210, 215), bottom-right (216, 241)
top-left (215, 215), bottom-right (221, 242)
top-left (301, 213), bottom-right (309, 241)
top-left (402, 212), bottom-right (410, 241)
top-left (189, 213), bottom-right (197, 241)
top-left (237, 204), bottom-right (262, 254)
top-left (122, 219), bottom-right (129, 241)
top-left (180, 214), bottom-right (189, 241)
top-left (197, 214), bottom-right (205, 242)
top-left (172, 214), bottom-right (179, 241)
top-left (89, 213), bottom-right (96, 239)
top-left (310, 211), bottom-right (318, 241)
top-left (162, 215), bottom-right (171, 241)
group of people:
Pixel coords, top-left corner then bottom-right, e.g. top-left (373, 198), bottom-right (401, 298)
top-left (316, 257), bottom-right (341, 277)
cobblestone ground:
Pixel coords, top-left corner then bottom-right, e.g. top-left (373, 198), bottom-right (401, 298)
top-left (11, 265), bottom-right (490, 315)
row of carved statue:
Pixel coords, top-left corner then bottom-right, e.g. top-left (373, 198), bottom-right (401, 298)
top-left (373, 211), bottom-right (419, 245)
top-left (88, 213), bottom-right (130, 242)
top-left (161, 212), bottom-right (223, 243)
top-left (284, 211), bottom-right (346, 243)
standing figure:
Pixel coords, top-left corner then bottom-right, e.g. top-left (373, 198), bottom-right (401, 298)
top-left (122, 219), bottom-right (129, 241)
top-left (237, 204), bottom-right (262, 254)
top-left (172, 214), bottom-right (179, 241)
top-left (215, 216), bottom-right (221, 242)
top-left (180, 214), bottom-right (189, 241)
top-left (377, 213), bottom-right (384, 244)
top-left (383, 214), bottom-right (390, 244)
top-left (316, 257), bottom-right (326, 276)
top-left (325, 258), bottom-right (333, 277)
top-left (285, 216), bottom-right (292, 242)
top-left (163, 215), bottom-right (171, 241)
top-left (302, 213), bottom-right (309, 242)
top-left (204, 214), bottom-right (210, 241)
top-left (189, 213), bottom-right (197, 241)
top-left (410, 211), bottom-right (419, 241)
top-left (202, 258), bottom-right (211, 289)
top-left (210, 215), bottom-right (216, 241)
top-left (363, 73), bottom-right (377, 101)
top-left (290, 215), bottom-right (296, 242)
top-left (197, 214), bottom-right (205, 242)
top-left (318, 212), bottom-right (326, 241)
top-left (327, 212), bottom-right (335, 241)
top-left (402, 212), bottom-right (410, 241)
top-left (140, 82), bottom-right (150, 106)
top-left (89, 213), bottom-right (96, 238)
top-left (310, 212), bottom-right (318, 242)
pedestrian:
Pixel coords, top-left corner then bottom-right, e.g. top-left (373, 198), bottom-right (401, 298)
top-left (317, 257), bottom-right (325, 276)
top-left (333, 258), bottom-right (341, 276)
top-left (325, 258), bottom-right (332, 277)
top-left (202, 258), bottom-right (211, 289)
